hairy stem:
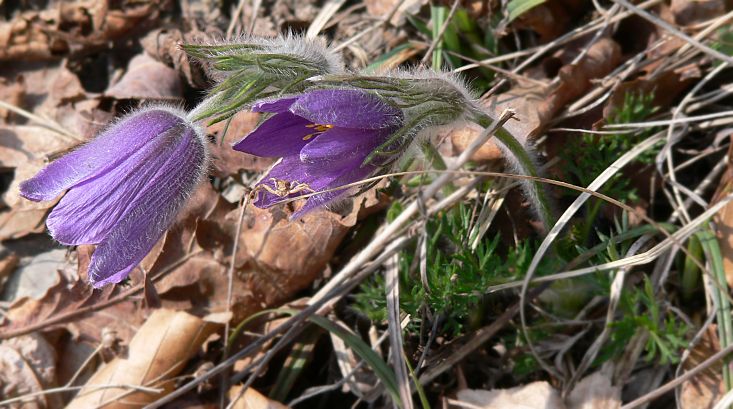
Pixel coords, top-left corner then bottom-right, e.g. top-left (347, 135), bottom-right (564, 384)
top-left (474, 113), bottom-right (554, 230)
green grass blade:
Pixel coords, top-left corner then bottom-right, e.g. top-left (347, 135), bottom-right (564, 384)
top-left (507, 0), bottom-right (546, 22)
top-left (697, 229), bottom-right (733, 391)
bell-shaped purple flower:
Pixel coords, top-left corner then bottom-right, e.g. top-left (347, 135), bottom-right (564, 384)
top-left (233, 89), bottom-right (404, 219)
top-left (20, 107), bottom-right (209, 288)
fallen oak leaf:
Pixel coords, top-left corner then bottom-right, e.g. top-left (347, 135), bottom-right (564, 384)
top-left (140, 28), bottom-right (215, 89)
top-left (0, 206), bottom-right (51, 241)
top-left (457, 38), bottom-right (623, 162)
top-left (0, 0), bottom-right (170, 61)
top-left (0, 125), bottom-right (76, 209)
top-left (453, 369), bottom-right (620, 409)
top-left (105, 53), bottom-right (183, 101)
top-left (0, 333), bottom-right (62, 409)
top-left (234, 190), bottom-right (387, 312)
top-left (454, 381), bottom-right (564, 409)
top-left (207, 110), bottom-right (275, 177)
top-left (679, 325), bottom-right (725, 409)
top-left (65, 309), bottom-right (217, 409)
top-left (2, 271), bottom-right (115, 336)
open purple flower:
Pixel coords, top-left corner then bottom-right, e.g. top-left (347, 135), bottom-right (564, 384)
top-left (20, 107), bottom-right (209, 287)
top-left (233, 89), bottom-right (404, 219)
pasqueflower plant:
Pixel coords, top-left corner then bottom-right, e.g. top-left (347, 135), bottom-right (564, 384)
top-left (18, 34), bottom-right (552, 288)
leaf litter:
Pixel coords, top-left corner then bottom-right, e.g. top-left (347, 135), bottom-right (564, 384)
top-left (1, 0), bottom-right (733, 408)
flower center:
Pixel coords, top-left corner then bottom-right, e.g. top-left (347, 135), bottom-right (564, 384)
top-left (303, 123), bottom-right (333, 141)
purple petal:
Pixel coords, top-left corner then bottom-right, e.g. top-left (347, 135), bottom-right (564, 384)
top-left (233, 112), bottom-right (312, 157)
top-left (290, 89), bottom-right (403, 130)
top-left (252, 97), bottom-right (298, 113)
top-left (299, 127), bottom-right (392, 163)
top-left (19, 109), bottom-right (182, 202)
top-left (45, 127), bottom-right (177, 245)
top-left (87, 128), bottom-right (207, 287)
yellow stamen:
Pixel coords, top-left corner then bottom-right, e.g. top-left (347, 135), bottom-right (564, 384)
top-left (303, 123), bottom-right (333, 140)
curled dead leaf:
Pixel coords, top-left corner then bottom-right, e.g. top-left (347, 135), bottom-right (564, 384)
top-left (105, 53), bottom-right (183, 101)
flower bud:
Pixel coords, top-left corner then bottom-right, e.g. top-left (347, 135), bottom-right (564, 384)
top-left (20, 107), bottom-right (209, 287)
top-left (309, 69), bottom-right (481, 165)
top-left (184, 33), bottom-right (343, 123)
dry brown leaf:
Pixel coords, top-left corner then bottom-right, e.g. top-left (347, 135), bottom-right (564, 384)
top-left (2, 271), bottom-right (114, 337)
top-left (0, 62), bottom-right (95, 124)
top-left (671, 0), bottom-right (725, 25)
top-left (453, 38), bottom-right (622, 164)
top-left (511, 0), bottom-right (584, 42)
top-left (483, 37), bottom-right (621, 145)
top-left (453, 370), bottom-right (619, 409)
top-left (0, 124), bottom-right (76, 240)
top-left (140, 28), bottom-right (217, 89)
top-left (228, 385), bottom-right (290, 409)
top-left (238, 205), bottom-right (352, 278)
top-left (0, 333), bottom-right (62, 409)
top-left (0, 207), bottom-right (50, 241)
top-left (448, 122), bottom-right (506, 162)
top-left (0, 253), bottom-right (19, 290)
top-left (207, 111), bottom-right (275, 177)
top-left (0, 0), bottom-right (170, 61)
top-left (149, 185), bottom-right (385, 323)
top-left (2, 247), bottom-right (74, 305)
top-left (680, 326), bottom-right (725, 409)
top-left (603, 69), bottom-right (697, 121)
top-left (105, 53), bottom-right (183, 101)
top-left (0, 125), bottom-right (76, 208)
top-left (0, 237), bottom-right (149, 342)
top-left (234, 190), bottom-right (386, 308)
top-left (66, 309), bottom-right (217, 409)
top-left (0, 76), bottom-right (26, 120)
top-left (566, 370), bottom-right (621, 409)
top-left (364, 0), bottom-right (424, 25)
top-left (49, 66), bottom-right (86, 105)
top-left (454, 382), bottom-right (564, 409)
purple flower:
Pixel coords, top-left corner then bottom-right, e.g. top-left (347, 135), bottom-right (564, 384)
top-left (20, 107), bottom-right (209, 288)
top-left (233, 89), bottom-right (404, 219)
